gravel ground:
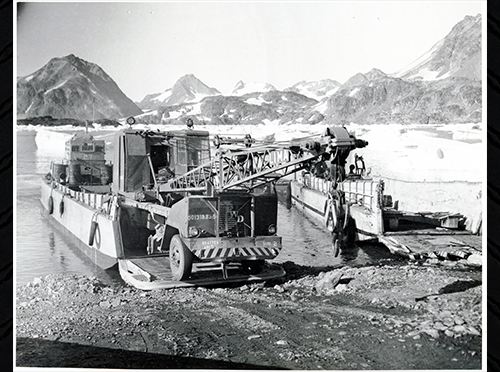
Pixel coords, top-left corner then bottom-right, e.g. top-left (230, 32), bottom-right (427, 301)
top-left (15, 259), bottom-right (482, 370)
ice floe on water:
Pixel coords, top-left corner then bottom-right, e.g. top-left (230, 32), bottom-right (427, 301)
top-left (20, 121), bottom-right (483, 184)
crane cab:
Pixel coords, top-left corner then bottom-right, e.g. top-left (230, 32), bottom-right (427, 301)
top-left (112, 129), bottom-right (211, 196)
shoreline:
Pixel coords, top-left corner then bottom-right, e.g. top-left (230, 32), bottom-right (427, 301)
top-left (16, 259), bottom-right (482, 370)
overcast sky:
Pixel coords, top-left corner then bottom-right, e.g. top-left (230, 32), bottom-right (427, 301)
top-left (16, 1), bottom-right (484, 102)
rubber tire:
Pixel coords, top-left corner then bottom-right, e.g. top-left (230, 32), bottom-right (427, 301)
top-left (326, 211), bottom-right (334, 232)
top-left (48, 196), bottom-right (54, 215)
top-left (285, 182), bottom-right (292, 210)
top-left (241, 260), bottom-right (265, 274)
top-left (332, 233), bottom-right (340, 258)
top-left (169, 235), bottom-right (193, 281)
top-left (88, 221), bottom-right (98, 246)
top-left (59, 200), bottom-right (64, 215)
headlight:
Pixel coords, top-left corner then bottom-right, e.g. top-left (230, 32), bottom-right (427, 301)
top-left (268, 224), bottom-right (276, 235)
top-left (188, 226), bottom-right (200, 238)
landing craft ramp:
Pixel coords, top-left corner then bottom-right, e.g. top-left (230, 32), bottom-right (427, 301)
top-left (378, 211), bottom-right (482, 262)
top-left (118, 256), bottom-right (285, 290)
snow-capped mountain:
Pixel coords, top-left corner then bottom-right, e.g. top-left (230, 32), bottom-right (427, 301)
top-left (231, 81), bottom-right (277, 96)
top-left (393, 14), bottom-right (481, 81)
top-left (138, 74), bottom-right (220, 110)
top-left (17, 14), bottom-right (482, 126)
top-left (17, 54), bottom-right (143, 120)
top-left (285, 79), bottom-right (341, 100)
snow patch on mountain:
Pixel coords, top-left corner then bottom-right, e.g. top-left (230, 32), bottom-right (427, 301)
top-left (245, 96), bottom-right (267, 106)
top-left (231, 81), bottom-right (277, 96)
top-left (349, 87), bottom-right (360, 97)
top-left (44, 79), bottom-right (69, 95)
top-left (286, 79), bottom-right (341, 99)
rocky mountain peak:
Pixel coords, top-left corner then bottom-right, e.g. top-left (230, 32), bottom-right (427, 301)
top-left (365, 68), bottom-right (387, 81)
top-left (393, 14), bottom-right (481, 81)
top-left (137, 74), bottom-right (220, 109)
top-left (342, 73), bottom-right (370, 88)
top-left (17, 54), bottom-right (142, 120)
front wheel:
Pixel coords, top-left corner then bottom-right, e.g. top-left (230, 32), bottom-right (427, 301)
top-left (169, 235), bottom-right (193, 281)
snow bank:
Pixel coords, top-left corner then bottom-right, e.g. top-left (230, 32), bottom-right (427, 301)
top-left (346, 124), bottom-right (483, 183)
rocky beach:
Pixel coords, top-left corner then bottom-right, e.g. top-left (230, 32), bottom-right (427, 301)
top-left (16, 256), bottom-right (482, 370)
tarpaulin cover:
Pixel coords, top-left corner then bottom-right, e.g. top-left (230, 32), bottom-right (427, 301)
top-left (125, 133), bottom-right (150, 192)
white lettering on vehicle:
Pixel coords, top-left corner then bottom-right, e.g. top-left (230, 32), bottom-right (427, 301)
top-left (188, 214), bottom-right (216, 221)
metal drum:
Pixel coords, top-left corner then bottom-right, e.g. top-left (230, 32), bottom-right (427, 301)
top-left (68, 162), bottom-right (81, 185)
top-left (52, 163), bottom-right (67, 183)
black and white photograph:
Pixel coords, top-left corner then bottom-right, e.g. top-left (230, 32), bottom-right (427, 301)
top-left (14, 1), bottom-right (485, 370)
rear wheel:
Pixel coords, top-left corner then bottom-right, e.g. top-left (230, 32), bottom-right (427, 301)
top-left (169, 235), bottom-right (193, 281)
top-left (241, 260), bottom-right (265, 274)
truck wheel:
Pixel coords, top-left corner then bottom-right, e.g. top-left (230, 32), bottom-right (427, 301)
top-left (241, 260), bottom-right (265, 274)
top-left (169, 235), bottom-right (193, 281)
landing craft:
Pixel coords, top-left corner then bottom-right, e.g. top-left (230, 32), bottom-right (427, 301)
top-left (41, 118), bottom-right (368, 289)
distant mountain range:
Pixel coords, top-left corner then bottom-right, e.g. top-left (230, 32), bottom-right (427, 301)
top-left (17, 14), bottom-right (482, 125)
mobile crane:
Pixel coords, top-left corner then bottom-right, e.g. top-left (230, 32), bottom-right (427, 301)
top-left (113, 119), bottom-right (367, 288)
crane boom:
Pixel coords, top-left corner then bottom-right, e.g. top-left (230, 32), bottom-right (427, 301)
top-left (159, 126), bottom-right (367, 194)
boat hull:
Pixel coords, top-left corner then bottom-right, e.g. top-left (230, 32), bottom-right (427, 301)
top-left (40, 180), bottom-right (123, 269)
top-left (288, 178), bottom-right (384, 242)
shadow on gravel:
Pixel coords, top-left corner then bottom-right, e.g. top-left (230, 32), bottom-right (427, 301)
top-left (439, 279), bottom-right (482, 294)
top-left (16, 337), bottom-right (286, 369)
top-left (415, 279), bottom-right (482, 301)
top-left (279, 261), bottom-right (338, 281)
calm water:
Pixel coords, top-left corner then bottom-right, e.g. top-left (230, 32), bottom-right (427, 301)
top-left (15, 129), bottom-right (393, 287)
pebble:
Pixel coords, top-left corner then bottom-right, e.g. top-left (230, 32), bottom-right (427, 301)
top-left (99, 300), bottom-right (111, 308)
top-left (315, 271), bottom-right (343, 295)
top-left (454, 317), bottom-right (465, 325)
top-left (467, 326), bottom-right (481, 336)
top-left (452, 325), bottom-right (467, 334)
top-left (442, 317), bottom-right (455, 327)
top-left (444, 330), bottom-right (454, 337)
top-left (274, 285), bottom-right (285, 293)
top-left (335, 283), bottom-right (348, 292)
top-left (467, 254), bottom-right (482, 266)
top-left (432, 322), bottom-right (447, 331)
top-left (422, 329), bottom-right (439, 338)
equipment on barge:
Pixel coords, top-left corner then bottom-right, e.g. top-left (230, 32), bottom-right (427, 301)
top-left (41, 120), bottom-right (368, 289)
